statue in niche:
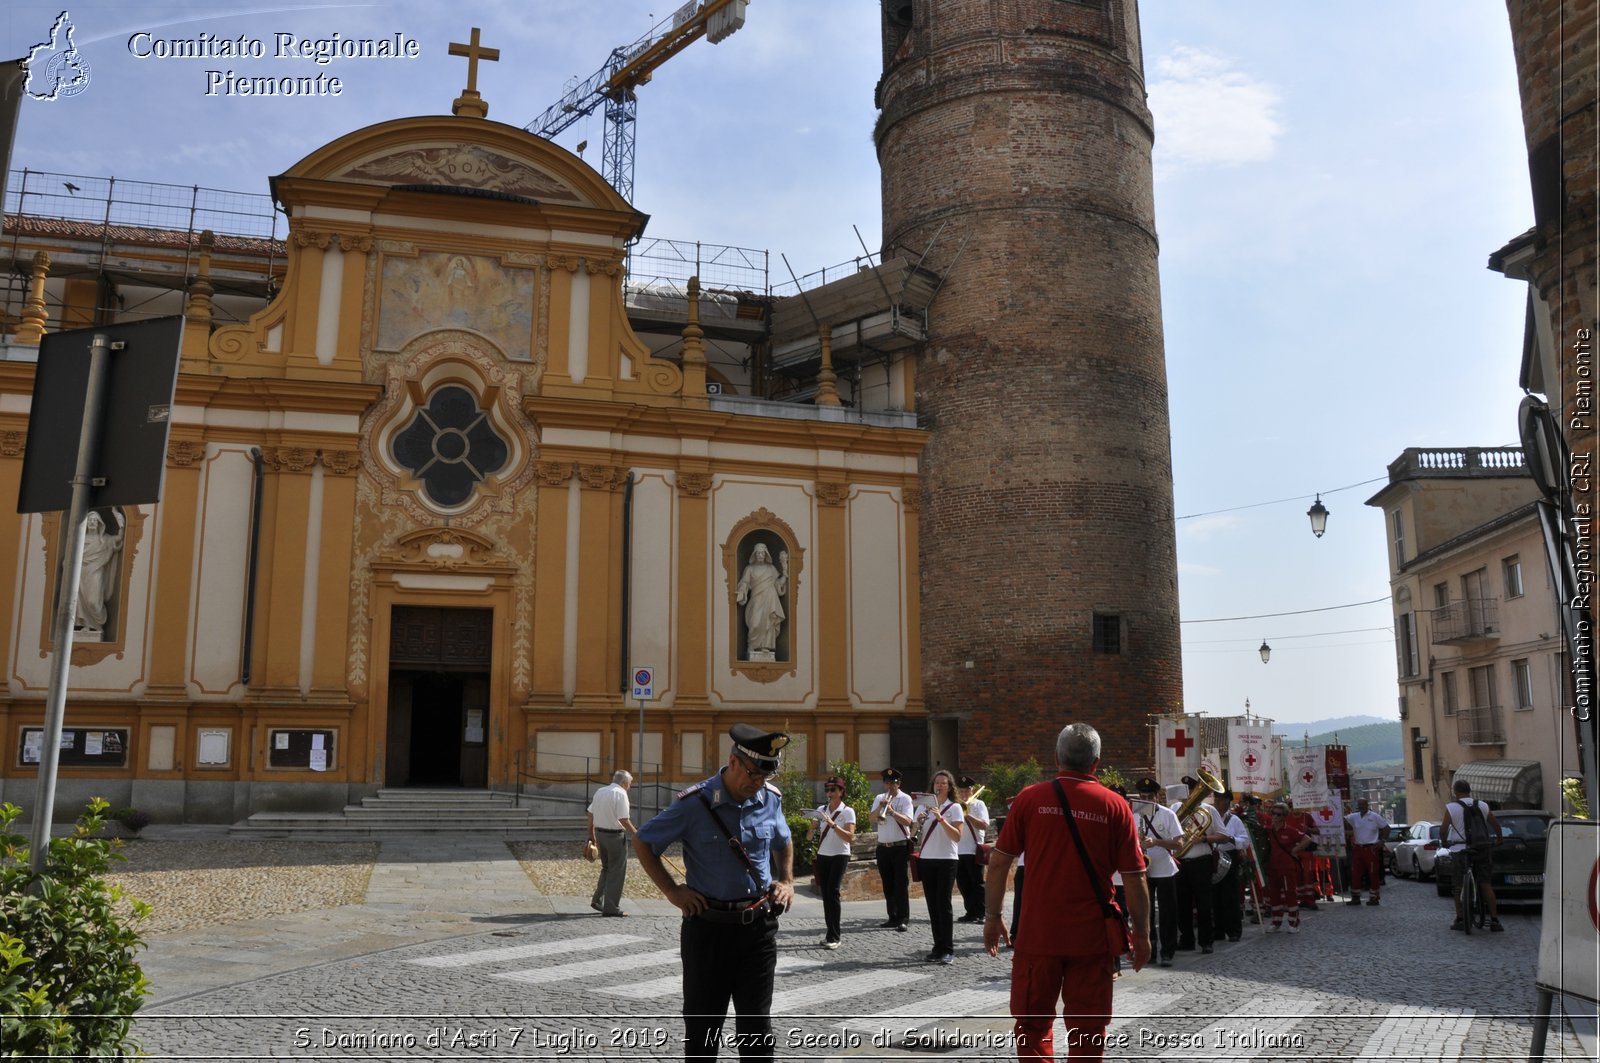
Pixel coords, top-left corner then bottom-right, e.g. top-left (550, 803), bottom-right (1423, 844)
top-left (736, 543), bottom-right (789, 661)
top-left (75, 508), bottom-right (123, 641)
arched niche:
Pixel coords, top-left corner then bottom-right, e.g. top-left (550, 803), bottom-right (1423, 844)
top-left (721, 509), bottom-right (804, 684)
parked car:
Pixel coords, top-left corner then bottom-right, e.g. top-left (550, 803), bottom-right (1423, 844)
top-left (1393, 821), bottom-right (1443, 879)
top-left (1434, 809), bottom-right (1554, 901)
top-left (1381, 823), bottom-right (1409, 874)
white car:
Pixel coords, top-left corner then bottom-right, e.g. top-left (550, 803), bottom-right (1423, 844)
top-left (1393, 821), bottom-right (1443, 879)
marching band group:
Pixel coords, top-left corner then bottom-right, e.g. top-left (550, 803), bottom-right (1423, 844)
top-left (810, 766), bottom-right (1356, 961)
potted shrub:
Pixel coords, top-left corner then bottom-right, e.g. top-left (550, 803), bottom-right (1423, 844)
top-left (108, 807), bottom-right (153, 837)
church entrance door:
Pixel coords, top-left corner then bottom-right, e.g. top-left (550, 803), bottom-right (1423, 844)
top-left (386, 606), bottom-right (493, 788)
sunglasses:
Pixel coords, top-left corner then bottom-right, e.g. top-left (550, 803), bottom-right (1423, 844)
top-left (737, 756), bottom-right (773, 780)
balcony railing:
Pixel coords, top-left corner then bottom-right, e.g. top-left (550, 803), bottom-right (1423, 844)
top-left (1457, 703), bottom-right (1505, 745)
top-left (1431, 598), bottom-right (1499, 642)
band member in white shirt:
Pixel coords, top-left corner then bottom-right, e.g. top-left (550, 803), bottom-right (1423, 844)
top-left (1170, 776), bottom-right (1226, 954)
top-left (1210, 789), bottom-right (1251, 942)
top-left (954, 775), bottom-right (990, 923)
top-left (810, 775), bottom-right (856, 949)
top-left (871, 768), bottom-right (916, 931)
top-left (915, 769), bottom-right (964, 964)
top-left (1133, 777), bottom-right (1184, 966)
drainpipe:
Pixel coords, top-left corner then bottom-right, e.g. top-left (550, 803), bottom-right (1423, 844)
top-left (241, 447), bottom-right (265, 686)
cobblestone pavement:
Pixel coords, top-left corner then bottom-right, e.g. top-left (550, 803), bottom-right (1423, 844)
top-left (127, 838), bottom-right (1595, 1061)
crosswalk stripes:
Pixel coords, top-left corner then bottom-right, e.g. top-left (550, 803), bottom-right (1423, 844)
top-left (836, 980), bottom-right (1009, 1035)
top-left (773, 968), bottom-right (931, 1014)
top-left (494, 949), bottom-right (684, 986)
top-left (1158, 995), bottom-right (1307, 1059)
top-left (1098, 989), bottom-right (1183, 1033)
top-left (1353, 1005), bottom-right (1474, 1061)
top-left (608, 955), bottom-right (826, 1000)
top-left (406, 932), bottom-right (648, 968)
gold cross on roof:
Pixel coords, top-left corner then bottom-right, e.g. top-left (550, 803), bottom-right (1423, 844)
top-left (449, 27), bottom-right (499, 94)
top-left (448, 27), bottom-right (499, 117)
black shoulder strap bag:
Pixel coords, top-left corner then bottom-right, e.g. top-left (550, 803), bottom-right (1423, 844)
top-left (1051, 778), bottom-right (1132, 959)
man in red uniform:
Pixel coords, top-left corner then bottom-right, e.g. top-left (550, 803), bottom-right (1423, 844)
top-left (984, 723), bottom-right (1150, 1060)
top-left (1263, 801), bottom-right (1315, 932)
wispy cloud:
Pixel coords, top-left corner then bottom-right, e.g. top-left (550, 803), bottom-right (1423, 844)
top-left (1176, 513), bottom-right (1242, 541)
top-left (1149, 47), bottom-right (1283, 171)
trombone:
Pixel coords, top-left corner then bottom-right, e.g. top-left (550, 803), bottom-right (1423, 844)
top-left (957, 784), bottom-right (987, 813)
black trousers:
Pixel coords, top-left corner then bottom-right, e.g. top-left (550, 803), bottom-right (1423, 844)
top-left (955, 853), bottom-right (985, 918)
top-left (1010, 864), bottom-right (1025, 940)
top-left (681, 910), bottom-right (779, 1062)
top-left (877, 844), bottom-right (911, 925)
top-left (919, 857), bottom-right (957, 954)
top-left (1148, 873), bottom-right (1179, 958)
top-left (1175, 855), bottom-right (1215, 948)
top-left (1211, 853), bottom-right (1242, 940)
top-left (814, 853), bottom-right (849, 941)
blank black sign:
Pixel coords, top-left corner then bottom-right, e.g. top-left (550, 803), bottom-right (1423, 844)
top-left (16, 316), bottom-right (183, 514)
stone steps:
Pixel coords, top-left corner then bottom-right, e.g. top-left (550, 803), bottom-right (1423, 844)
top-left (230, 789), bottom-right (589, 840)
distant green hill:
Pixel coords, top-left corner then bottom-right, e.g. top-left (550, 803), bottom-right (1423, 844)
top-left (1280, 720), bottom-right (1401, 769)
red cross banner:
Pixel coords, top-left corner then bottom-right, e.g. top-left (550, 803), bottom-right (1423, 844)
top-left (1308, 792), bottom-right (1346, 857)
top-left (1227, 720), bottom-right (1276, 794)
top-left (1289, 747), bottom-right (1327, 807)
top-left (1156, 716), bottom-right (1200, 786)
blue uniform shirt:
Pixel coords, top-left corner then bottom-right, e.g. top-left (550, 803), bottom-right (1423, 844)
top-left (636, 769), bottom-right (792, 901)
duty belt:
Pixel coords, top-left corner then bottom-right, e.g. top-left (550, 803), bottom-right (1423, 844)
top-left (694, 898), bottom-right (772, 925)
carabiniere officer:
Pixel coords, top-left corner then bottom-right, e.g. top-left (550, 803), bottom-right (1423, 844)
top-left (633, 724), bottom-right (795, 1062)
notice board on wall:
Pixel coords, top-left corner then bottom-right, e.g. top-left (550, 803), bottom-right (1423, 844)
top-left (18, 727), bottom-right (128, 768)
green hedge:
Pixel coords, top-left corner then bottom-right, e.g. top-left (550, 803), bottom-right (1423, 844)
top-left (1, 798), bottom-right (150, 1059)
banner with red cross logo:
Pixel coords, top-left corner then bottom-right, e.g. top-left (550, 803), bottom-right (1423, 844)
top-left (1156, 716), bottom-right (1200, 786)
top-left (1289, 747), bottom-right (1327, 807)
top-left (1227, 721), bottom-right (1276, 794)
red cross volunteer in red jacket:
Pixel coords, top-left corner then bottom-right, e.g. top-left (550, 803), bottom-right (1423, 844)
top-left (984, 722), bottom-right (1150, 1060)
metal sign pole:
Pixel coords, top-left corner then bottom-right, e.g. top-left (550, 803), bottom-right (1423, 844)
top-left (29, 332), bottom-right (111, 874)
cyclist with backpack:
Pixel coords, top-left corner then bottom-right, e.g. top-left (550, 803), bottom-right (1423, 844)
top-left (1443, 779), bottom-right (1503, 932)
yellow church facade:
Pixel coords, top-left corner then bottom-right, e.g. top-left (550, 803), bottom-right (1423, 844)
top-left (0, 111), bottom-right (926, 821)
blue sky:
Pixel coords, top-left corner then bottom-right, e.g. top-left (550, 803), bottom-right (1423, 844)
top-left (1, 2), bottom-right (1535, 728)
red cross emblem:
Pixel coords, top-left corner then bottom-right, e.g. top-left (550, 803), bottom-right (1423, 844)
top-left (1300, 770), bottom-right (1315, 784)
top-left (1165, 728), bottom-right (1195, 756)
top-left (1318, 805), bottom-right (1333, 819)
top-left (1243, 752), bottom-right (1258, 769)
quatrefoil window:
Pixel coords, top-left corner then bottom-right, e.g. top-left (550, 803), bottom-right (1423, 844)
top-left (390, 385), bottom-right (510, 509)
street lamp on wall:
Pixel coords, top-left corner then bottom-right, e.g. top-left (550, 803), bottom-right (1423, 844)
top-left (1307, 495), bottom-right (1330, 538)
top-left (1259, 639), bottom-right (1272, 664)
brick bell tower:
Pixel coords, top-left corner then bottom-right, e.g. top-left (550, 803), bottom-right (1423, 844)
top-left (875, 0), bottom-right (1182, 770)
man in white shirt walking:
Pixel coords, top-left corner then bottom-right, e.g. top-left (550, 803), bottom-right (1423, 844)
top-left (1342, 798), bottom-right (1390, 907)
top-left (587, 770), bottom-right (637, 916)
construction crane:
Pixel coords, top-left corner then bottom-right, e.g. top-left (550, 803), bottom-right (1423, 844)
top-left (526, 0), bottom-right (749, 204)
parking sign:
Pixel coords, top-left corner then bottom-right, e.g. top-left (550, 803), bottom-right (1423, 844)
top-left (631, 667), bottom-right (654, 700)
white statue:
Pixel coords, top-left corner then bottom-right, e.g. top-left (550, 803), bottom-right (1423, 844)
top-left (735, 543), bottom-right (789, 661)
top-left (75, 510), bottom-right (123, 641)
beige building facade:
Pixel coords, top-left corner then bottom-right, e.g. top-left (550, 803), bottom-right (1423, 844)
top-left (0, 108), bottom-right (927, 822)
top-left (1367, 447), bottom-right (1580, 815)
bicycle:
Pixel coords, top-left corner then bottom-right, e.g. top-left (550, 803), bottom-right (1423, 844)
top-left (1454, 848), bottom-right (1490, 934)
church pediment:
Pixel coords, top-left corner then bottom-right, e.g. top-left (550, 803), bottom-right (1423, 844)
top-left (337, 143), bottom-right (583, 203)
top-left (274, 115), bottom-right (637, 218)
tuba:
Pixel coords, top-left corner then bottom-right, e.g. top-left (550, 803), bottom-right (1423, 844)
top-left (1171, 768), bottom-right (1225, 859)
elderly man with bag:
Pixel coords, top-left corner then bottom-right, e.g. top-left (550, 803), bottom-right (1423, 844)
top-left (984, 723), bottom-right (1150, 1060)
